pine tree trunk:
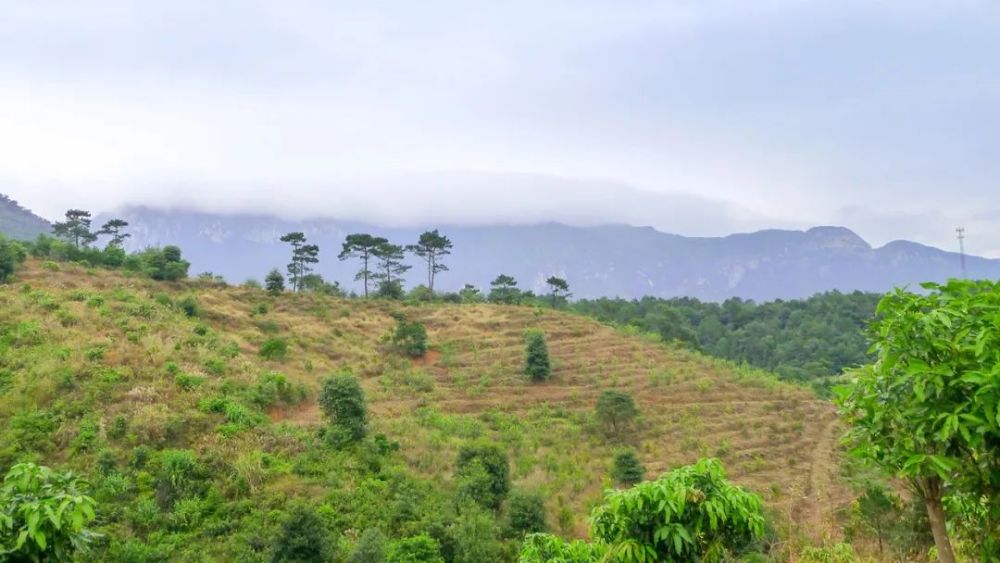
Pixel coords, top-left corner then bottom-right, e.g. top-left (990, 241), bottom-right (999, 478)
top-left (920, 477), bottom-right (957, 563)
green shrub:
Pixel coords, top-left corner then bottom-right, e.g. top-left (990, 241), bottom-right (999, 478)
top-left (612, 449), bottom-right (645, 486)
top-left (504, 489), bottom-right (547, 537)
top-left (386, 534), bottom-right (443, 563)
top-left (523, 330), bottom-right (551, 381)
top-left (155, 449), bottom-right (204, 509)
top-left (455, 443), bottom-right (510, 510)
top-left (177, 295), bottom-right (199, 317)
top-left (271, 505), bottom-right (334, 563)
top-left (392, 319), bottom-right (428, 358)
top-left (107, 415), bottom-right (128, 440)
top-left (349, 528), bottom-right (387, 563)
top-left (174, 373), bottom-right (206, 391)
top-left (260, 338), bottom-right (289, 361)
top-left (0, 236), bottom-right (27, 283)
top-left (319, 372), bottom-right (368, 445)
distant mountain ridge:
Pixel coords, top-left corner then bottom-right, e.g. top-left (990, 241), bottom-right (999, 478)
top-left (97, 207), bottom-right (1000, 301)
top-left (0, 194), bottom-right (51, 240)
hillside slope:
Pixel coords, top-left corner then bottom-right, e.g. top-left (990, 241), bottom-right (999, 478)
top-left (0, 194), bottom-right (51, 240)
top-left (1, 260), bottom-right (849, 559)
top-left (105, 207), bottom-right (1000, 300)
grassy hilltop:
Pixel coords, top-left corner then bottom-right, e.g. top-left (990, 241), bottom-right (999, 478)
top-left (1, 259), bottom-right (851, 560)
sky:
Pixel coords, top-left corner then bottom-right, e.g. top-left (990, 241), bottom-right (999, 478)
top-left (0, 1), bottom-right (998, 256)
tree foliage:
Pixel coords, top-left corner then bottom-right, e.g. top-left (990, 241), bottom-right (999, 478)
top-left (595, 390), bottom-right (638, 435)
top-left (455, 443), bottom-right (510, 510)
top-left (385, 534), bottom-right (444, 563)
top-left (573, 291), bottom-right (880, 386)
top-left (0, 462), bottom-right (99, 562)
top-left (521, 459), bottom-right (764, 562)
top-left (96, 219), bottom-right (130, 247)
top-left (488, 274), bottom-right (521, 305)
top-left (265, 268), bottom-right (286, 295)
top-left (319, 371), bottom-right (368, 445)
top-left (407, 230), bottom-right (452, 293)
top-left (392, 318), bottom-right (428, 358)
top-left (503, 489), bottom-right (547, 537)
top-left (373, 242), bottom-right (410, 298)
top-left (612, 449), bottom-right (645, 487)
top-left (0, 236), bottom-right (26, 283)
top-left (270, 504), bottom-right (334, 563)
top-left (340, 234), bottom-right (388, 298)
top-left (593, 458), bottom-right (765, 562)
top-left (546, 276), bottom-right (571, 307)
top-left (523, 329), bottom-right (551, 382)
top-left (280, 232), bottom-right (320, 292)
top-left (52, 209), bottom-right (97, 249)
top-left (835, 280), bottom-right (1000, 562)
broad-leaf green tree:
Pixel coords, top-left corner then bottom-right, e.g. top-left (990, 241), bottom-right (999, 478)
top-left (595, 390), bottom-right (639, 435)
top-left (835, 280), bottom-right (1000, 562)
top-left (521, 459), bottom-right (765, 562)
top-left (407, 230), bottom-right (453, 293)
top-left (0, 463), bottom-right (99, 562)
top-left (340, 234), bottom-right (388, 297)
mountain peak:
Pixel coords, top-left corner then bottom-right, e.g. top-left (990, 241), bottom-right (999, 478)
top-left (803, 226), bottom-right (871, 251)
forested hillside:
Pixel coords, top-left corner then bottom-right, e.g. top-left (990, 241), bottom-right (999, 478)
top-left (573, 291), bottom-right (882, 383)
top-left (0, 194), bottom-right (50, 240)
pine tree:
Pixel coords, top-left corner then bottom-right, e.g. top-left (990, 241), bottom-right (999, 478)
top-left (406, 230), bottom-right (453, 292)
top-left (52, 209), bottom-right (97, 248)
top-left (523, 330), bottom-right (551, 381)
top-left (339, 233), bottom-right (388, 297)
top-left (612, 449), bottom-right (645, 486)
top-left (265, 269), bottom-right (286, 295)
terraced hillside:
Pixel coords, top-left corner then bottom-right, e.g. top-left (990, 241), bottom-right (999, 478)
top-left (1, 260), bottom-right (852, 558)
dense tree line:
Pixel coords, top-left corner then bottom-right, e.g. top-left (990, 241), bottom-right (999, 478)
top-left (572, 291), bottom-right (882, 381)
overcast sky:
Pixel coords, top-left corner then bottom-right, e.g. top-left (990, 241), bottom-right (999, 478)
top-left (1, 1), bottom-right (998, 256)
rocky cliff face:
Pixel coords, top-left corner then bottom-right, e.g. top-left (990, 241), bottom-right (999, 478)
top-left (103, 207), bottom-right (999, 300)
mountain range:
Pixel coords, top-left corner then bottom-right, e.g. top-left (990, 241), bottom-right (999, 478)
top-left (98, 207), bottom-right (999, 301)
top-left (2, 197), bottom-right (995, 300)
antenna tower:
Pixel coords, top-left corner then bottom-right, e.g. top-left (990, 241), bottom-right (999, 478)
top-left (956, 227), bottom-right (967, 279)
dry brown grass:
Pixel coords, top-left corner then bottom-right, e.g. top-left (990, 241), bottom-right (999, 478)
top-left (6, 260), bottom-right (853, 543)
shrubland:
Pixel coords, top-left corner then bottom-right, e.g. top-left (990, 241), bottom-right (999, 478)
top-left (1, 238), bottom-right (994, 562)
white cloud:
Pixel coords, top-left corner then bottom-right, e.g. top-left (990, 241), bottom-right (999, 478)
top-left (1, 0), bottom-right (998, 256)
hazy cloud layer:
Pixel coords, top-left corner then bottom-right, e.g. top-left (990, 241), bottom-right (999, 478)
top-left (1, 1), bottom-right (998, 255)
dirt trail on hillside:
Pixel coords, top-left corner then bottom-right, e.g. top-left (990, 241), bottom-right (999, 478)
top-left (799, 417), bottom-right (843, 541)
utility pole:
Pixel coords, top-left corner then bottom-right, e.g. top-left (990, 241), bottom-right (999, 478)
top-left (956, 227), bottom-right (967, 279)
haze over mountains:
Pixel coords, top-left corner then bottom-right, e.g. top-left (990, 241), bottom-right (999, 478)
top-left (103, 207), bottom-right (999, 301)
top-left (2, 196), bottom-right (994, 301)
